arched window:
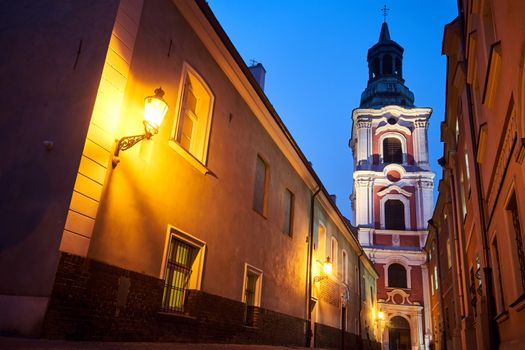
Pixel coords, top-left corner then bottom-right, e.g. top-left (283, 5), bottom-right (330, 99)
top-left (388, 263), bottom-right (407, 288)
top-left (372, 58), bottom-right (380, 78)
top-left (331, 238), bottom-right (338, 271)
top-left (342, 250), bottom-right (348, 284)
top-left (383, 54), bottom-right (393, 75)
top-left (395, 58), bottom-right (402, 77)
top-left (383, 138), bottom-right (402, 164)
top-left (385, 199), bottom-right (405, 230)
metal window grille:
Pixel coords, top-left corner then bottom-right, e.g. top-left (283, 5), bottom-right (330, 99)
top-left (244, 272), bottom-right (258, 326)
top-left (161, 237), bottom-right (198, 313)
top-left (509, 197), bottom-right (525, 291)
top-left (383, 138), bottom-right (402, 164)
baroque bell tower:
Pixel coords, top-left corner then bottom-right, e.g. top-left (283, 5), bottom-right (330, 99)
top-left (350, 21), bottom-right (435, 350)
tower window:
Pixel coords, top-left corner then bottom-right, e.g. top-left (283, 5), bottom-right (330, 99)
top-left (383, 54), bottom-right (393, 75)
top-left (395, 58), bottom-right (402, 77)
top-left (388, 263), bottom-right (407, 288)
top-left (383, 138), bottom-right (402, 164)
top-left (385, 199), bottom-right (405, 230)
top-left (372, 58), bottom-right (380, 78)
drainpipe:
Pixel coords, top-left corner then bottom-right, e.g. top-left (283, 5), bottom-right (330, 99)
top-left (456, 2), bottom-right (498, 349)
top-left (306, 187), bottom-right (321, 347)
top-left (357, 250), bottom-right (364, 349)
top-left (428, 219), bottom-right (448, 350)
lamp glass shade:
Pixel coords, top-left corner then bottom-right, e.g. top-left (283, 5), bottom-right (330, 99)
top-left (323, 257), bottom-right (333, 275)
top-left (144, 88), bottom-right (168, 130)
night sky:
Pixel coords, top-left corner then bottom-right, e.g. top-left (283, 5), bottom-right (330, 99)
top-left (208, 1), bottom-right (458, 220)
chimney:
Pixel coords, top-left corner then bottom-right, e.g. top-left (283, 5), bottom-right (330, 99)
top-left (248, 62), bottom-right (266, 91)
top-left (330, 194), bottom-right (337, 205)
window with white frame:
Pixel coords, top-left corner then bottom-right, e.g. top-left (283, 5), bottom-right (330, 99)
top-left (173, 64), bottom-right (214, 163)
top-left (331, 237), bottom-right (338, 272)
top-left (161, 228), bottom-right (206, 313)
top-left (342, 250), bottom-right (348, 284)
top-left (243, 264), bottom-right (262, 326)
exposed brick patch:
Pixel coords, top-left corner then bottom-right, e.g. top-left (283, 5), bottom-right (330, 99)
top-left (42, 253), bottom-right (306, 346)
top-left (319, 279), bottom-right (340, 307)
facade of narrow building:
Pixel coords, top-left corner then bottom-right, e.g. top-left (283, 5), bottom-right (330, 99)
top-left (350, 22), bottom-right (435, 350)
top-left (431, 0), bottom-right (525, 349)
top-left (0, 0), bottom-right (380, 348)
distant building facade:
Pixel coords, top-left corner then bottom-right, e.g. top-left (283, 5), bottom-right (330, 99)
top-left (0, 0), bottom-right (380, 348)
top-left (431, 0), bottom-right (525, 349)
top-left (350, 22), bottom-right (435, 350)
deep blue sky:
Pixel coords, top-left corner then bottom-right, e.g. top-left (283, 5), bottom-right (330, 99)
top-left (208, 1), bottom-right (458, 221)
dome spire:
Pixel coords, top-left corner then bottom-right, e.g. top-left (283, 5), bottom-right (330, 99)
top-left (379, 22), bottom-right (391, 42)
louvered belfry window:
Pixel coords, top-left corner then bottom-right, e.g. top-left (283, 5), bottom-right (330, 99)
top-left (385, 199), bottom-right (405, 230)
top-left (383, 138), bottom-right (402, 164)
top-left (388, 263), bottom-right (407, 288)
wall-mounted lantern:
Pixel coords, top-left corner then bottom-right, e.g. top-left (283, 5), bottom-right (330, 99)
top-left (113, 87), bottom-right (168, 166)
top-left (314, 257), bottom-right (333, 282)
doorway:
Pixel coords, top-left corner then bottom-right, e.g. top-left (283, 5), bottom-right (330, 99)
top-left (388, 316), bottom-right (411, 350)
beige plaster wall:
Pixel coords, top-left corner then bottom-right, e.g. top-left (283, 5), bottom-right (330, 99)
top-left (87, 0), bottom-right (311, 320)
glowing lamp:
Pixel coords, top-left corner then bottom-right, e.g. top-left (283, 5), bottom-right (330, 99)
top-left (113, 87), bottom-right (168, 165)
top-left (323, 257), bottom-right (333, 275)
top-left (143, 88), bottom-right (168, 132)
top-left (378, 311), bottom-right (384, 320)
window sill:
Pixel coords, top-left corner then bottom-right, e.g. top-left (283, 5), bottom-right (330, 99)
top-left (494, 310), bottom-right (509, 324)
top-left (168, 140), bottom-right (211, 175)
top-left (157, 311), bottom-right (197, 321)
top-left (509, 291), bottom-right (525, 312)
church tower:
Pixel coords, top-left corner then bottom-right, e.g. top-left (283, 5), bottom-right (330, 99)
top-left (350, 21), bottom-right (435, 350)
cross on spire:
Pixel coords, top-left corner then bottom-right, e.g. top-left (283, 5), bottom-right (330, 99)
top-left (381, 4), bottom-right (390, 23)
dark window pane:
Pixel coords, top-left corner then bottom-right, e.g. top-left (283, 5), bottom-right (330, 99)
top-left (388, 263), bottom-right (407, 288)
top-left (383, 138), bottom-right (402, 164)
top-left (385, 199), bottom-right (405, 230)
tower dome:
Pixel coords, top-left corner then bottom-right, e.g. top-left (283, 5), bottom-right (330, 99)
top-left (360, 22), bottom-right (415, 108)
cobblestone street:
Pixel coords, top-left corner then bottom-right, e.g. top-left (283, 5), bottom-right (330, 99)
top-left (0, 337), bottom-right (319, 350)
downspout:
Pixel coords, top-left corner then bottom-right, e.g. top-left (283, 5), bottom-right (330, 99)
top-left (428, 219), bottom-right (448, 350)
top-left (357, 250), bottom-right (364, 348)
top-left (455, 2), bottom-right (498, 349)
top-left (306, 187), bottom-right (321, 347)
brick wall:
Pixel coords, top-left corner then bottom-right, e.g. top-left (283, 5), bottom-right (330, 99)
top-left (42, 253), bottom-right (305, 345)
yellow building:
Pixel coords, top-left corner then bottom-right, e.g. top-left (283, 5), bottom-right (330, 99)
top-left (0, 0), bottom-right (379, 347)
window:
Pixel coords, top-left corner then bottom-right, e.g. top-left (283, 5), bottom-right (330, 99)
top-left (506, 192), bottom-right (525, 293)
top-left (388, 263), bottom-right (407, 288)
top-left (491, 237), bottom-right (506, 313)
top-left (385, 199), bottom-right (405, 230)
top-left (342, 250), bottom-right (348, 284)
top-left (434, 265), bottom-right (439, 290)
top-left (253, 155), bottom-right (268, 216)
top-left (383, 54), bottom-right (393, 75)
top-left (464, 152), bottom-right (471, 181)
top-left (283, 189), bottom-right (294, 236)
top-left (383, 138), bottom-right (402, 164)
top-left (431, 274), bottom-right (435, 295)
top-left (316, 223), bottom-right (327, 261)
top-left (447, 239), bottom-right (452, 269)
top-left (460, 172), bottom-right (467, 220)
top-left (243, 264), bottom-right (262, 326)
top-left (161, 231), bottom-right (205, 313)
top-left (331, 238), bottom-right (338, 272)
top-left (173, 65), bottom-right (214, 163)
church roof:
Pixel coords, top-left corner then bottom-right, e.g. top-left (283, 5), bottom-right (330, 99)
top-left (379, 22), bottom-right (391, 42)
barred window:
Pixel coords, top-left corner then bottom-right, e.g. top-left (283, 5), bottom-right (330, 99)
top-left (506, 193), bottom-right (525, 293)
top-left (243, 265), bottom-right (262, 326)
top-left (162, 237), bottom-right (199, 313)
top-left (383, 138), bottom-right (402, 164)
